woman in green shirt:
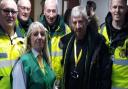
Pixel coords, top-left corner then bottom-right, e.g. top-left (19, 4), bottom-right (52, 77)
top-left (12, 22), bottom-right (56, 89)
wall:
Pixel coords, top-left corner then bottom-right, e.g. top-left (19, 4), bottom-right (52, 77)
top-left (95, 0), bottom-right (109, 25)
top-left (34, 0), bottom-right (42, 21)
top-left (58, 0), bottom-right (62, 15)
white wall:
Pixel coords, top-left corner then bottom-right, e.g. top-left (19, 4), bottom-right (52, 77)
top-left (95, 0), bottom-right (109, 25)
top-left (57, 0), bottom-right (62, 15)
top-left (80, 0), bottom-right (87, 7)
top-left (63, 1), bottom-right (68, 14)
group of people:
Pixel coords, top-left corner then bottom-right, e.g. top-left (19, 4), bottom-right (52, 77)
top-left (0, 0), bottom-right (128, 89)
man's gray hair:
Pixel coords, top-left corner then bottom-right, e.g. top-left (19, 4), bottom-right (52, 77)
top-left (0, 0), bottom-right (17, 8)
top-left (44, 0), bottom-right (58, 13)
top-left (109, 0), bottom-right (127, 7)
top-left (71, 6), bottom-right (88, 20)
top-left (17, 0), bottom-right (31, 6)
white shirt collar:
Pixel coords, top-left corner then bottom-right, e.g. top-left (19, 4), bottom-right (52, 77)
top-left (31, 48), bottom-right (39, 58)
top-left (10, 32), bottom-right (18, 40)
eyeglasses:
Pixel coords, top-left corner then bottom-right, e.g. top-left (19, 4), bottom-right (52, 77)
top-left (1, 8), bottom-right (18, 15)
top-left (19, 6), bottom-right (31, 12)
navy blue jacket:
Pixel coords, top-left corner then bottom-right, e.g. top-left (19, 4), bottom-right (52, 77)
top-left (62, 26), bottom-right (112, 89)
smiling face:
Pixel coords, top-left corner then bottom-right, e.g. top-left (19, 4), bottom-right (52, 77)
top-left (30, 27), bottom-right (46, 51)
top-left (18, 0), bottom-right (31, 21)
top-left (110, 0), bottom-right (127, 22)
top-left (44, 1), bottom-right (57, 26)
top-left (0, 0), bottom-right (18, 28)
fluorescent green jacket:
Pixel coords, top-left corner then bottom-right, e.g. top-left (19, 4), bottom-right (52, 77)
top-left (39, 15), bottom-right (71, 80)
top-left (0, 27), bottom-right (25, 89)
top-left (100, 15), bottom-right (128, 89)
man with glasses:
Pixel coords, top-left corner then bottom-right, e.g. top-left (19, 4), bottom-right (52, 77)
top-left (16, 0), bottom-right (33, 37)
top-left (0, 8), bottom-right (18, 16)
top-left (0, 0), bottom-right (25, 89)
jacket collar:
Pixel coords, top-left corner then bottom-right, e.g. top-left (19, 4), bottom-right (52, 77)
top-left (39, 15), bottom-right (65, 35)
top-left (0, 25), bottom-right (23, 37)
top-left (105, 12), bottom-right (128, 32)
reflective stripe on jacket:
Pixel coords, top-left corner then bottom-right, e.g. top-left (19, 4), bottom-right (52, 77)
top-left (100, 25), bottom-right (128, 89)
top-left (49, 25), bottom-right (71, 80)
top-left (99, 25), bottom-right (110, 46)
top-left (0, 31), bottom-right (25, 89)
top-left (39, 15), bottom-right (71, 80)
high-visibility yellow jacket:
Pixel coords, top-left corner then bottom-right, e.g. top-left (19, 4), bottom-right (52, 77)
top-left (49, 25), bottom-right (70, 80)
top-left (100, 24), bottom-right (128, 89)
top-left (39, 15), bottom-right (71, 80)
top-left (0, 27), bottom-right (25, 89)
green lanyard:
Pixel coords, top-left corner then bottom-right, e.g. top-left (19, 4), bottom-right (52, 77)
top-left (74, 39), bottom-right (83, 67)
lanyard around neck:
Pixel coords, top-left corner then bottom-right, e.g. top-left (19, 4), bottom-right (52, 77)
top-left (74, 39), bottom-right (83, 67)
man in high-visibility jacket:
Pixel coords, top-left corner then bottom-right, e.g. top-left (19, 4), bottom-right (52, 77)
top-left (15, 0), bottom-right (33, 37)
top-left (99, 0), bottom-right (128, 88)
top-left (0, 0), bottom-right (25, 89)
top-left (39, 0), bottom-right (71, 87)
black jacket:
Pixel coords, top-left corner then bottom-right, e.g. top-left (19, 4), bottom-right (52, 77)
top-left (104, 12), bottom-right (128, 50)
top-left (62, 26), bottom-right (112, 89)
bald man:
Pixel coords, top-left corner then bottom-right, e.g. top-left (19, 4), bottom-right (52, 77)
top-left (39, 0), bottom-right (71, 87)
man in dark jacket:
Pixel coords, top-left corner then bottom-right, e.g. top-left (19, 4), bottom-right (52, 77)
top-left (86, 1), bottom-right (99, 33)
top-left (63, 6), bottom-right (112, 89)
